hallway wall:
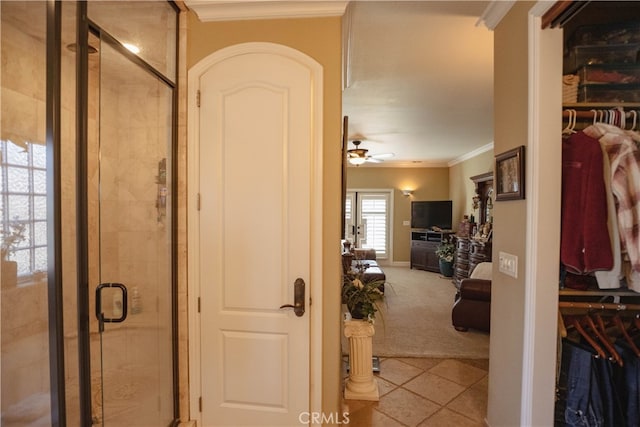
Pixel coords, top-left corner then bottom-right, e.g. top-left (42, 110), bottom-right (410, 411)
top-left (488, 2), bottom-right (534, 425)
top-left (448, 149), bottom-right (494, 228)
top-left (346, 167), bottom-right (449, 263)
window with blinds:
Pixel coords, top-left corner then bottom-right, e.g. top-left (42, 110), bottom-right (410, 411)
top-left (345, 191), bottom-right (390, 259)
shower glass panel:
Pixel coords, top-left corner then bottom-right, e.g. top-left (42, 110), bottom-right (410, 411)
top-left (0, 1), bottom-right (52, 424)
top-left (88, 1), bottom-right (177, 82)
top-left (88, 33), bottom-right (174, 425)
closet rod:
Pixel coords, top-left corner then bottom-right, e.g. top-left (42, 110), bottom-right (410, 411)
top-left (562, 109), bottom-right (638, 119)
top-left (559, 301), bottom-right (640, 311)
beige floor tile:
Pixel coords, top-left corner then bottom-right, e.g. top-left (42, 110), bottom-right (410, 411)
top-left (348, 407), bottom-right (406, 427)
top-left (375, 375), bottom-right (399, 397)
top-left (456, 358), bottom-right (490, 371)
top-left (428, 359), bottom-right (487, 387)
top-left (378, 358), bottom-right (424, 385)
top-left (446, 383), bottom-right (488, 422)
top-left (404, 372), bottom-right (466, 406)
top-left (376, 388), bottom-right (441, 426)
top-left (342, 357), bottom-right (489, 427)
top-left (343, 398), bottom-right (375, 415)
top-left (419, 407), bottom-right (485, 427)
top-left (472, 374), bottom-right (489, 390)
top-left (397, 357), bottom-right (445, 371)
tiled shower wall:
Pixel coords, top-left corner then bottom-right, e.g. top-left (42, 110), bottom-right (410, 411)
top-left (1, 5), bottom-right (50, 416)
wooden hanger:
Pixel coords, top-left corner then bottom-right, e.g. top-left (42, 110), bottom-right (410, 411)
top-left (627, 314), bottom-right (640, 339)
top-left (567, 316), bottom-right (607, 359)
top-left (591, 313), bottom-right (624, 366)
top-left (558, 310), bottom-right (567, 338)
top-left (584, 314), bottom-right (623, 366)
top-left (611, 314), bottom-right (640, 358)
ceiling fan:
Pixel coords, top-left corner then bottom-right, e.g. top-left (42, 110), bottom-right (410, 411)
top-left (347, 140), bottom-right (394, 165)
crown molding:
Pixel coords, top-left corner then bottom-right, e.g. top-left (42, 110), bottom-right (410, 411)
top-left (476, 0), bottom-right (516, 30)
top-left (448, 142), bottom-right (494, 167)
top-left (349, 160), bottom-right (450, 169)
top-left (185, 1), bottom-right (349, 22)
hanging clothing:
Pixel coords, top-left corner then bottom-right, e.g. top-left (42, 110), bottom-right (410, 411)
top-left (595, 140), bottom-right (623, 289)
top-left (561, 131), bottom-right (614, 274)
top-left (583, 123), bottom-right (640, 292)
top-left (555, 339), bottom-right (605, 427)
top-left (556, 338), bottom-right (637, 427)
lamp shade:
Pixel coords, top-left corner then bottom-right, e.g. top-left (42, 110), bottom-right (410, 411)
top-left (348, 156), bottom-right (367, 166)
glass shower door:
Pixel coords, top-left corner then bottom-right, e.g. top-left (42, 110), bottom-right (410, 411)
top-left (89, 34), bottom-right (174, 426)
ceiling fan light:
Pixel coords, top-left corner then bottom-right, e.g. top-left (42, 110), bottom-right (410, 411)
top-left (348, 156), bottom-right (367, 166)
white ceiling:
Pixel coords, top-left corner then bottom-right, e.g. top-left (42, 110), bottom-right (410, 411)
top-left (185, 0), bottom-right (495, 167)
top-left (343, 1), bottom-right (494, 167)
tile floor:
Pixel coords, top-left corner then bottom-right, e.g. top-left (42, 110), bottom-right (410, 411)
top-left (342, 357), bottom-right (489, 427)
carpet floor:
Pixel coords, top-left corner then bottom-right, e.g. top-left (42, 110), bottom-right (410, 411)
top-left (344, 266), bottom-right (490, 359)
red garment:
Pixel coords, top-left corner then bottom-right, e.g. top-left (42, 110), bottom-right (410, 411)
top-left (561, 131), bottom-right (613, 273)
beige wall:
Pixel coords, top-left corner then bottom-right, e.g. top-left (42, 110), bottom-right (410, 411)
top-left (186, 13), bottom-right (344, 420)
top-left (488, 2), bottom-right (534, 425)
top-left (346, 167), bottom-right (449, 263)
top-left (448, 150), bottom-right (494, 227)
top-left (346, 155), bottom-right (493, 264)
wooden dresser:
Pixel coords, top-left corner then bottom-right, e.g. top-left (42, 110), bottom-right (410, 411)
top-left (453, 171), bottom-right (494, 288)
top-left (453, 237), bottom-right (492, 288)
top-left (469, 239), bottom-right (492, 276)
top-left (453, 237), bottom-right (470, 286)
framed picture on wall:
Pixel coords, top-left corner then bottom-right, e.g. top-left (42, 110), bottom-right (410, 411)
top-left (495, 145), bottom-right (525, 201)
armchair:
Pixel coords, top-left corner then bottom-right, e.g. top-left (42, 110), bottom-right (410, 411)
top-left (451, 262), bottom-right (492, 332)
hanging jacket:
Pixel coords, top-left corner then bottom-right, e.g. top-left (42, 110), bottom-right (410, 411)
top-left (561, 131), bottom-right (613, 274)
top-left (584, 123), bottom-right (640, 291)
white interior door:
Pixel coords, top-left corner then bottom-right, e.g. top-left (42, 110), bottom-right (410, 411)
top-left (191, 43), bottom-right (322, 426)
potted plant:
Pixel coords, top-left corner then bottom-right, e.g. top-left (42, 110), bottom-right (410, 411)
top-left (435, 237), bottom-right (455, 278)
top-left (1, 219), bottom-right (26, 288)
top-left (342, 263), bottom-right (385, 322)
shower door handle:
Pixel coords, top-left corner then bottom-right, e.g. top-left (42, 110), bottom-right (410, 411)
top-left (96, 283), bottom-right (128, 332)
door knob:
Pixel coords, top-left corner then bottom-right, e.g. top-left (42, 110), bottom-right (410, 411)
top-left (279, 278), bottom-right (305, 317)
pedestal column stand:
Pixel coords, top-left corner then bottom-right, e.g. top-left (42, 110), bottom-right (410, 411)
top-left (344, 319), bottom-right (379, 401)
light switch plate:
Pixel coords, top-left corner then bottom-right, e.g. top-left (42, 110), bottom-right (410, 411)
top-left (498, 251), bottom-right (518, 278)
top-left (403, 220), bottom-right (410, 226)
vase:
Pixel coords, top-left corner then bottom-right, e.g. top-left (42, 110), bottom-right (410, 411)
top-left (439, 259), bottom-right (454, 278)
top-left (1, 260), bottom-right (18, 288)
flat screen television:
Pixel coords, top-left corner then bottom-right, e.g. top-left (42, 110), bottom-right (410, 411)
top-left (411, 200), bottom-right (453, 230)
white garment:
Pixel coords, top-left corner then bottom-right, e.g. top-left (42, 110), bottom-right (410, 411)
top-left (595, 139), bottom-right (622, 288)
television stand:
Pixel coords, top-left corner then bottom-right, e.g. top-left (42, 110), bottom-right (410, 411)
top-left (410, 230), bottom-right (454, 272)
